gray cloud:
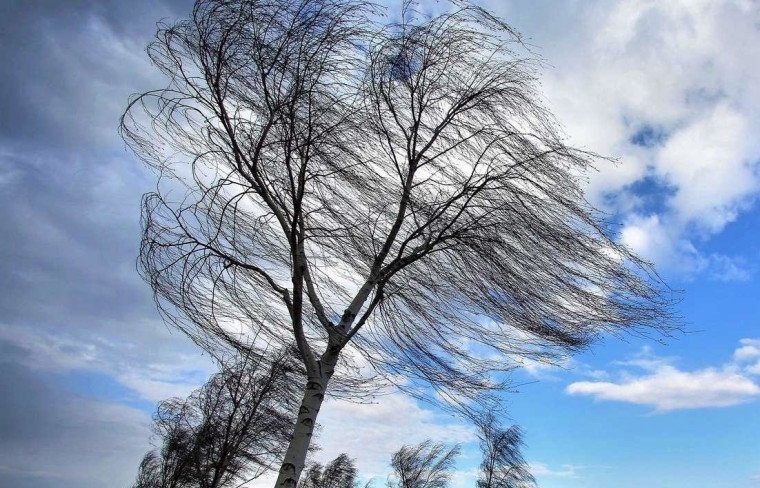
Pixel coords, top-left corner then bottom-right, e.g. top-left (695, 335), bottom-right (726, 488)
top-left (0, 1), bottom-right (208, 486)
top-left (0, 0), bottom-right (203, 350)
top-left (0, 0), bottom-right (191, 150)
top-left (0, 151), bottom-right (151, 324)
top-left (0, 342), bottom-right (152, 488)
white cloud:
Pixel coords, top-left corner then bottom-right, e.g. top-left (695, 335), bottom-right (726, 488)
top-left (244, 392), bottom-right (476, 488)
top-left (735, 339), bottom-right (760, 362)
top-left (657, 104), bottom-right (758, 233)
top-left (735, 339), bottom-right (760, 376)
top-left (492, 0), bottom-right (760, 278)
top-left (748, 363), bottom-right (760, 376)
top-left (448, 467), bottom-right (480, 488)
top-left (566, 340), bottom-right (760, 411)
top-left (517, 356), bottom-right (575, 380)
top-left (568, 366), bottom-right (759, 411)
top-left (317, 394), bottom-right (476, 479)
top-left (619, 214), bottom-right (673, 265)
top-left (530, 462), bottom-right (579, 478)
top-left (620, 213), bottom-right (750, 281)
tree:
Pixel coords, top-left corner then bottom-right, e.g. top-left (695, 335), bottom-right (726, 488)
top-left (132, 351), bottom-right (302, 488)
top-left (388, 441), bottom-right (460, 488)
top-left (476, 413), bottom-right (534, 488)
top-left (299, 454), bottom-right (358, 488)
top-left (133, 451), bottom-right (172, 488)
top-left (122, 0), bottom-right (678, 487)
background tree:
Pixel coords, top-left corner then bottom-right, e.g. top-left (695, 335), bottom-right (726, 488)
top-left (132, 350), bottom-right (302, 488)
top-left (122, 0), bottom-right (678, 486)
top-left (476, 413), bottom-right (534, 488)
top-left (133, 451), bottom-right (176, 488)
top-left (387, 441), bottom-right (460, 488)
top-left (299, 454), bottom-right (358, 488)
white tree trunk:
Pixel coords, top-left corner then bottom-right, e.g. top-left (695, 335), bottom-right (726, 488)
top-left (274, 367), bottom-right (332, 488)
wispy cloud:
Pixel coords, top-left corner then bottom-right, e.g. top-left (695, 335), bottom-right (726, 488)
top-left (0, 324), bottom-right (213, 403)
top-left (530, 462), bottom-right (580, 478)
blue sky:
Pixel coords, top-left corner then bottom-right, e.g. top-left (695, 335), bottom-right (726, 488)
top-left (0, 1), bottom-right (758, 487)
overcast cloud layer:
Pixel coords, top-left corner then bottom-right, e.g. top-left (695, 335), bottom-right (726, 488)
top-left (1, 1), bottom-right (760, 487)
top-left (0, 1), bottom-right (213, 486)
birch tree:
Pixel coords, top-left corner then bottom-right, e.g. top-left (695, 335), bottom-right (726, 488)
top-left (132, 351), bottom-right (301, 488)
top-left (388, 441), bottom-right (460, 488)
top-left (122, 1), bottom-right (678, 487)
top-left (299, 454), bottom-right (358, 488)
top-left (476, 413), bottom-right (534, 488)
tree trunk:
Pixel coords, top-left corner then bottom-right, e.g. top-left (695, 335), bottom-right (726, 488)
top-left (274, 361), bottom-right (334, 488)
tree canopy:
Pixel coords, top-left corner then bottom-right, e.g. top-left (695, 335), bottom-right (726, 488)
top-left (132, 352), bottom-right (301, 488)
top-left (476, 412), bottom-right (534, 488)
top-left (122, 0), bottom-right (678, 486)
top-left (388, 441), bottom-right (460, 488)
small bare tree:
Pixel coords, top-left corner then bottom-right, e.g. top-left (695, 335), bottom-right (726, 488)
top-left (133, 451), bottom-right (179, 488)
top-left (476, 413), bottom-right (534, 488)
top-left (132, 351), bottom-right (301, 488)
top-left (122, 0), bottom-right (678, 487)
top-left (299, 454), bottom-right (358, 488)
top-left (388, 441), bottom-right (460, 488)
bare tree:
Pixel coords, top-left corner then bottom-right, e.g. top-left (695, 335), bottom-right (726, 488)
top-left (132, 351), bottom-right (302, 488)
top-left (133, 451), bottom-right (172, 488)
top-left (476, 413), bottom-right (534, 488)
top-left (299, 454), bottom-right (358, 488)
top-left (122, 0), bottom-right (678, 486)
top-left (388, 441), bottom-right (460, 488)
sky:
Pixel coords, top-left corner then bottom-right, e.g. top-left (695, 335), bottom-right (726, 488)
top-left (0, 1), bottom-right (758, 487)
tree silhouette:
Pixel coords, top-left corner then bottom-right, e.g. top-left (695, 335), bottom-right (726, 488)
top-left (388, 441), bottom-right (460, 488)
top-left (132, 351), bottom-right (301, 488)
top-left (476, 413), bottom-right (534, 488)
top-left (299, 454), bottom-right (358, 488)
top-left (122, 0), bottom-right (679, 486)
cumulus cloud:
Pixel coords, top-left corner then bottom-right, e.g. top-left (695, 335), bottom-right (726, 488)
top-left (734, 339), bottom-right (760, 361)
top-left (657, 104), bottom-right (757, 232)
top-left (567, 366), bottom-right (759, 411)
top-left (619, 214), bottom-right (751, 281)
top-left (490, 0), bottom-right (760, 279)
top-left (734, 339), bottom-right (760, 376)
top-left (566, 341), bottom-right (760, 411)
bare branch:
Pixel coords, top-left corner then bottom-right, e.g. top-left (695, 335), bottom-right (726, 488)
top-left (122, 1), bottom-right (681, 486)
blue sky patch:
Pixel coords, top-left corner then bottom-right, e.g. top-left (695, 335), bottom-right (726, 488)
top-left (625, 174), bottom-right (677, 215)
top-left (630, 125), bottom-right (667, 148)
